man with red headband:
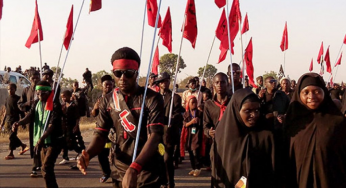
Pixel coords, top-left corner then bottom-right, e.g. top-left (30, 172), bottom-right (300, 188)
top-left (77, 47), bottom-right (165, 188)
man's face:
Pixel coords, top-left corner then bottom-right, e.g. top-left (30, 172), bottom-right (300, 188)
top-left (195, 79), bottom-right (199, 86)
top-left (291, 81), bottom-right (296, 88)
top-left (113, 69), bottom-right (138, 93)
top-left (102, 80), bottom-right (114, 94)
top-left (213, 75), bottom-right (227, 95)
top-left (73, 83), bottom-right (79, 90)
top-left (281, 79), bottom-right (290, 92)
top-left (265, 78), bottom-right (276, 90)
top-left (189, 82), bottom-right (196, 89)
top-left (42, 74), bottom-right (52, 82)
top-left (7, 67), bottom-right (11, 72)
top-left (37, 90), bottom-right (50, 102)
top-left (7, 85), bottom-right (15, 96)
top-left (229, 65), bottom-right (241, 84)
top-left (30, 75), bottom-right (40, 85)
top-left (202, 80), bottom-right (206, 87)
top-left (149, 76), bottom-right (156, 85)
top-left (61, 94), bottom-right (71, 103)
top-left (159, 79), bottom-right (170, 90)
top-left (257, 78), bottom-right (263, 86)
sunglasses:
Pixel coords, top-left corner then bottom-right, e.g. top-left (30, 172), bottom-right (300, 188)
top-left (267, 79), bottom-right (277, 83)
top-left (113, 70), bottom-right (137, 78)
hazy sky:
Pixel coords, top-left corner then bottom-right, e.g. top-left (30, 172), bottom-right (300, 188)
top-left (0, 0), bottom-right (345, 84)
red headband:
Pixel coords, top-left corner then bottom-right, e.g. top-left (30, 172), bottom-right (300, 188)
top-left (185, 95), bottom-right (197, 111)
top-left (112, 59), bottom-right (139, 71)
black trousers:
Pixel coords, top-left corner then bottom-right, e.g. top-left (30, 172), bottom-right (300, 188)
top-left (98, 148), bottom-right (111, 176)
top-left (112, 179), bottom-right (161, 188)
top-left (41, 144), bottom-right (62, 188)
top-left (188, 149), bottom-right (201, 170)
top-left (164, 145), bottom-right (175, 187)
top-left (32, 149), bottom-right (42, 171)
top-left (9, 130), bottom-right (23, 150)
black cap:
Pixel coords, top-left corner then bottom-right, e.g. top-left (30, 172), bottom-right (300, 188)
top-left (150, 73), bottom-right (158, 78)
top-left (42, 69), bottom-right (53, 76)
top-left (154, 72), bottom-right (170, 84)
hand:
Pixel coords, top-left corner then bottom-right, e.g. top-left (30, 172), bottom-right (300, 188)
top-left (34, 139), bottom-right (43, 154)
top-left (12, 122), bottom-right (19, 132)
top-left (209, 127), bottom-right (215, 138)
top-left (195, 117), bottom-right (199, 124)
top-left (258, 89), bottom-right (266, 98)
top-left (122, 167), bottom-right (138, 188)
top-left (93, 99), bottom-right (100, 110)
top-left (277, 114), bottom-right (285, 124)
top-left (265, 113), bottom-right (274, 119)
top-left (77, 150), bottom-right (90, 175)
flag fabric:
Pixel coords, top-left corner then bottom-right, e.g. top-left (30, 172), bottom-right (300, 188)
top-left (159, 7), bottom-right (172, 53)
top-left (278, 64), bottom-right (285, 80)
top-left (320, 62), bottom-right (324, 75)
top-left (317, 42), bottom-right (324, 64)
top-left (218, 43), bottom-right (228, 63)
top-left (241, 13), bottom-right (249, 35)
top-left (309, 58), bottom-right (313, 72)
top-left (147, 0), bottom-right (162, 28)
top-left (228, 0), bottom-right (241, 46)
top-left (324, 46), bottom-right (331, 73)
top-left (215, 8), bottom-right (227, 40)
top-left (183, 0), bottom-right (197, 48)
top-left (330, 76), bottom-right (334, 88)
top-left (215, 0), bottom-right (226, 8)
top-left (63, 5), bottom-right (74, 50)
top-left (335, 52), bottom-right (342, 67)
top-left (45, 90), bottom-right (54, 111)
top-left (244, 38), bottom-right (256, 88)
top-left (151, 46), bottom-right (159, 75)
top-left (89, 0), bottom-right (102, 13)
top-left (280, 22), bottom-right (288, 51)
top-left (344, 34), bottom-right (346, 44)
top-left (25, 0), bottom-right (43, 49)
top-left (0, 0), bottom-right (3, 20)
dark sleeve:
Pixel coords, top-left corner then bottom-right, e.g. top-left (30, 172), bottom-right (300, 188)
top-left (171, 94), bottom-right (183, 125)
top-left (48, 102), bottom-right (62, 129)
top-left (17, 87), bottom-right (29, 112)
top-left (14, 96), bottom-right (25, 118)
top-left (18, 100), bottom-right (37, 125)
top-left (95, 96), bottom-right (113, 138)
top-left (146, 93), bottom-right (165, 135)
top-left (183, 112), bottom-right (189, 127)
top-left (203, 103), bottom-right (213, 138)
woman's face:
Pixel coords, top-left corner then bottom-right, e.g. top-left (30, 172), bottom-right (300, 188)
top-left (239, 101), bottom-right (260, 128)
top-left (299, 85), bottom-right (325, 110)
top-left (189, 98), bottom-right (197, 110)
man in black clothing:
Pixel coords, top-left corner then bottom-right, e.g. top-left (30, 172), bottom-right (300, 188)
top-left (77, 47), bottom-right (165, 188)
top-left (83, 68), bottom-right (93, 92)
top-left (154, 72), bottom-right (183, 188)
top-left (42, 63), bottom-right (49, 71)
top-left (330, 83), bottom-right (342, 100)
top-left (227, 63), bottom-right (243, 94)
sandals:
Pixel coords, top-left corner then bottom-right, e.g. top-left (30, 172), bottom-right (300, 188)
top-left (5, 155), bottom-right (15, 160)
top-left (99, 175), bottom-right (110, 183)
top-left (18, 146), bottom-right (29, 155)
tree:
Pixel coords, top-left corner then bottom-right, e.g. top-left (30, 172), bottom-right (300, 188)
top-left (178, 75), bottom-right (194, 89)
top-left (92, 70), bottom-right (112, 89)
top-left (262, 71), bottom-right (278, 81)
top-left (159, 53), bottom-right (186, 78)
top-left (60, 77), bottom-right (77, 89)
top-left (51, 66), bottom-right (63, 81)
top-left (197, 64), bottom-right (217, 88)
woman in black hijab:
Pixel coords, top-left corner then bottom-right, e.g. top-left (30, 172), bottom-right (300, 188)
top-left (284, 73), bottom-right (346, 188)
top-left (213, 89), bottom-right (276, 188)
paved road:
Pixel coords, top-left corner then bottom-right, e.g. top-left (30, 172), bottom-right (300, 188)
top-left (0, 132), bottom-right (211, 188)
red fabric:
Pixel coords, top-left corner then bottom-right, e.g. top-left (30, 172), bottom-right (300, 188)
top-left (130, 162), bottom-right (142, 173)
top-left (95, 127), bottom-right (109, 132)
top-left (330, 75), bottom-right (334, 87)
top-left (180, 126), bottom-right (187, 157)
top-left (151, 46), bottom-right (159, 75)
top-left (0, 0), bottom-right (3, 20)
top-left (317, 42), bottom-right (324, 64)
top-left (215, 8), bottom-right (227, 41)
top-left (45, 90), bottom-right (54, 111)
top-left (185, 95), bottom-right (197, 112)
top-left (214, 99), bottom-right (229, 121)
top-left (159, 7), bottom-right (172, 53)
top-left (241, 13), bottom-right (249, 35)
top-left (280, 22), bottom-right (288, 51)
top-left (309, 58), bottom-right (313, 72)
top-left (215, 0), bottom-right (226, 8)
top-left (335, 52), bottom-right (342, 67)
top-left (228, 0), bottom-right (241, 47)
top-left (25, 0), bottom-right (43, 49)
top-left (183, 0), bottom-right (197, 48)
top-left (112, 59), bottom-right (139, 70)
top-left (64, 5), bottom-right (73, 50)
top-left (89, 0), bottom-right (102, 13)
top-left (344, 34), bottom-right (346, 44)
top-left (147, 0), bottom-right (162, 28)
top-left (244, 38), bottom-right (257, 88)
top-left (218, 42), bottom-right (228, 63)
top-left (146, 123), bottom-right (164, 127)
top-left (324, 46), bottom-right (331, 73)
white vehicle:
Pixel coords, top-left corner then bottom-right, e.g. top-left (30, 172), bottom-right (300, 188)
top-left (0, 71), bottom-right (31, 100)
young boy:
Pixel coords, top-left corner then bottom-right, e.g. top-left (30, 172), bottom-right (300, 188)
top-left (1, 83), bottom-right (27, 160)
top-left (59, 90), bottom-right (80, 165)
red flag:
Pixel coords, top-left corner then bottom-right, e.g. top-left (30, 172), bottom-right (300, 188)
top-left (218, 43), bottom-right (228, 63)
top-left (147, 0), bottom-right (162, 28)
top-left (183, 0), bottom-right (197, 48)
top-left (215, 8), bottom-right (227, 40)
top-left (241, 13), bottom-right (249, 35)
top-left (344, 34), bottom-right (346, 44)
top-left (215, 0), bottom-right (226, 8)
top-left (45, 90), bottom-right (54, 111)
top-left (330, 76), bottom-right (334, 87)
top-left (0, 0), bottom-right (3, 20)
top-left (335, 52), bottom-right (342, 67)
top-left (64, 5), bottom-right (73, 50)
top-left (244, 38), bottom-right (256, 88)
top-left (317, 41), bottom-right (324, 64)
top-left (25, 0), bottom-right (43, 49)
top-left (324, 46), bottom-right (331, 73)
top-left (159, 7), bottom-right (172, 53)
top-left (309, 58), bottom-right (313, 72)
top-left (280, 22), bottom-right (288, 51)
top-left (89, 0), bottom-right (102, 13)
top-left (151, 46), bottom-right (159, 75)
top-left (228, 0), bottom-right (241, 45)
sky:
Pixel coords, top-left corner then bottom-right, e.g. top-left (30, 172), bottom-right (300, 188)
top-left (0, 0), bottom-right (345, 84)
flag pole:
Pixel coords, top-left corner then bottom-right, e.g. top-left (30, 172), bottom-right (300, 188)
top-left (37, 28), bottom-right (43, 79)
top-left (197, 35), bottom-right (216, 99)
top-left (239, 21), bottom-right (245, 88)
top-left (225, 0), bottom-right (235, 94)
top-left (332, 43), bottom-right (344, 82)
top-left (284, 37), bottom-right (286, 73)
top-left (42, 0), bottom-right (85, 134)
top-left (54, 43), bottom-right (64, 81)
top-left (132, 0), bottom-right (162, 162)
top-left (167, 14), bottom-right (187, 128)
top-left (136, 1), bottom-right (147, 83)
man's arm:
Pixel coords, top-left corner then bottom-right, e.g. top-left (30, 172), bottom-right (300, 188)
top-left (17, 87), bottom-right (29, 112)
top-left (203, 103), bottom-right (214, 138)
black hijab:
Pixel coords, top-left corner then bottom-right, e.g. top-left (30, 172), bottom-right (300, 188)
top-left (341, 90), bottom-right (346, 115)
top-left (213, 88), bottom-right (276, 188)
top-left (284, 73), bottom-right (346, 188)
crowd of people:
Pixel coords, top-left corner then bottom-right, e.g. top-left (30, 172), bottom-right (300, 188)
top-left (1, 46), bottom-right (346, 188)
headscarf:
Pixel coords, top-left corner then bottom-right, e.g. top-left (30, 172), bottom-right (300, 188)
top-left (213, 88), bottom-right (275, 187)
top-left (185, 95), bottom-right (196, 112)
top-left (284, 72), bottom-right (346, 188)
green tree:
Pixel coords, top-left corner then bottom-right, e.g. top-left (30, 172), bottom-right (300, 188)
top-left (197, 64), bottom-right (217, 88)
top-left (92, 70), bottom-right (112, 89)
top-left (60, 77), bottom-right (77, 89)
top-left (159, 54), bottom-right (186, 78)
top-left (263, 71), bottom-right (278, 81)
top-left (51, 66), bottom-right (63, 81)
